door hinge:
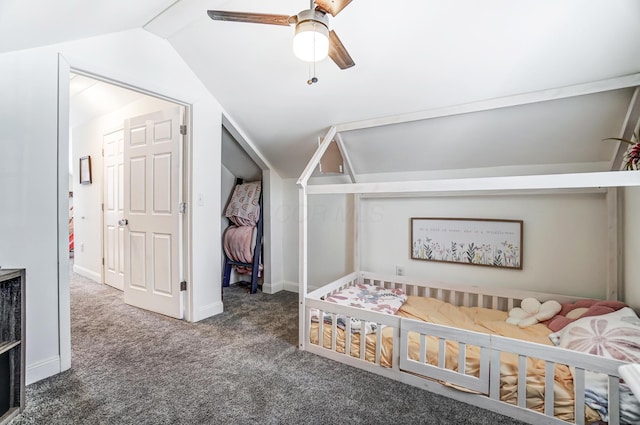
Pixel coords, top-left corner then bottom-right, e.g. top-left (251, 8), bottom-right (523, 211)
top-left (180, 281), bottom-right (187, 291)
top-left (180, 125), bottom-right (187, 136)
top-left (179, 202), bottom-right (187, 214)
top-left (101, 148), bottom-right (104, 157)
top-left (102, 258), bottom-right (105, 265)
top-left (101, 203), bottom-right (104, 211)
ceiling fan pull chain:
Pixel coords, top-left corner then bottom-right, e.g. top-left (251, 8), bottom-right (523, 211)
top-left (307, 67), bottom-right (318, 85)
top-left (307, 20), bottom-right (319, 85)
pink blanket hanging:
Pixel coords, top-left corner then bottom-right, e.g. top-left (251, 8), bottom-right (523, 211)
top-left (223, 225), bottom-right (262, 275)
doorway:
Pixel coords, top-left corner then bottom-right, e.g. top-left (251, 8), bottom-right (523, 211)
top-left (221, 124), bottom-right (262, 290)
top-left (68, 72), bottom-right (189, 319)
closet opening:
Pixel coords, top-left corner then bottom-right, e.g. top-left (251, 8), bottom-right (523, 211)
top-left (220, 118), bottom-right (269, 296)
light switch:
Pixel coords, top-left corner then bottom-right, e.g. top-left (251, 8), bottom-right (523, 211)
top-left (197, 193), bottom-right (204, 206)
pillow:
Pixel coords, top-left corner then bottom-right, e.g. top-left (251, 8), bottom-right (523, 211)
top-left (506, 298), bottom-right (561, 328)
top-left (550, 307), bottom-right (640, 361)
top-left (544, 299), bottom-right (628, 332)
top-left (550, 307), bottom-right (640, 424)
top-left (565, 307), bottom-right (589, 320)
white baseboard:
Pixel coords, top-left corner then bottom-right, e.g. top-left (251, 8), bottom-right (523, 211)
top-left (72, 264), bottom-right (101, 283)
top-left (262, 281), bottom-right (284, 294)
top-left (283, 281), bottom-right (320, 293)
top-left (192, 301), bottom-right (223, 322)
top-left (283, 281), bottom-right (299, 292)
top-left (26, 355), bottom-right (61, 385)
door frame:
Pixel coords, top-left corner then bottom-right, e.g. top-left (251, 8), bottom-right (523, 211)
top-left (57, 56), bottom-right (193, 370)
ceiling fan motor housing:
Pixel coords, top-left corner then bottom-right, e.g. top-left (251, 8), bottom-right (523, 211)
top-left (296, 9), bottom-right (329, 28)
top-left (293, 9), bottom-right (330, 62)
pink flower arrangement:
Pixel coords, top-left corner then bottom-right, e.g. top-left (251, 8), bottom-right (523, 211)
top-left (624, 141), bottom-right (640, 170)
top-left (604, 133), bottom-right (640, 170)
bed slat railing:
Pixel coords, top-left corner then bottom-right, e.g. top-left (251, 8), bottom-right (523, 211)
top-left (544, 361), bottom-right (555, 416)
top-left (608, 375), bottom-right (620, 425)
top-left (360, 321), bottom-right (367, 360)
top-left (375, 327), bottom-right (382, 365)
top-left (490, 350), bottom-right (501, 400)
top-left (331, 313), bottom-right (338, 352)
top-left (437, 338), bottom-right (446, 369)
top-left (517, 355), bottom-right (527, 408)
top-left (400, 318), bottom-right (491, 395)
top-left (399, 317), bottom-right (627, 425)
top-left (305, 299), bottom-right (402, 366)
top-left (358, 271), bottom-right (587, 311)
top-left (360, 275), bottom-right (526, 312)
top-left (489, 334), bottom-right (625, 425)
top-left (574, 368), bottom-right (586, 425)
top-left (345, 319), bottom-right (352, 357)
top-left (306, 272), bottom-right (359, 300)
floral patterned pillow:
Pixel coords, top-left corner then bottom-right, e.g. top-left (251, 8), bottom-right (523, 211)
top-left (550, 307), bottom-right (640, 424)
top-left (551, 307), bottom-right (640, 362)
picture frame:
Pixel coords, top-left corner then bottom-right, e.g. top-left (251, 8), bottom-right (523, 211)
top-left (410, 217), bottom-right (523, 269)
top-left (79, 155), bottom-right (92, 185)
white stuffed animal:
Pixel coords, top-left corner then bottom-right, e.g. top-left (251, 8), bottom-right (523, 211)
top-left (506, 298), bottom-right (561, 328)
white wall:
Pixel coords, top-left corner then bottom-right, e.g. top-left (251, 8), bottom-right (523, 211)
top-left (72, 95), bottom-right (175, 282)
top-left (263, 169), bottom-right (284, 293)
top-left (220, 164), bottom-right (237, 284)
top-left (221, 164), bottom-right (236, 231)
top-left (0, 49), bottom-right (61, 384)
top-left (281, 178), bottom-right (354, 291)
top-left (359, 193), bottom-right (607, 298)
top-left (0, 28), bottom-right (226, 384)
top-left (624, 186), bottom-right (640, 310)
top-left (281, 179), bottom-right (300, 290)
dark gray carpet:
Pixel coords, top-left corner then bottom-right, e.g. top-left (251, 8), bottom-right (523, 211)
top-left (12, 274), bottom-right (528, 425)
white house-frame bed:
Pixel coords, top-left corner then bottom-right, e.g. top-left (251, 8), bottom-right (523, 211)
top-left (296, 74), bottom-right (640, 425)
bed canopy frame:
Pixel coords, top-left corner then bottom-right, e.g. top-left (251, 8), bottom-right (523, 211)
top-left (297, 72), bottom-right (640, 352)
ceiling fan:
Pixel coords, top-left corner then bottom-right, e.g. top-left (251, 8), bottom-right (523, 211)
top-left (207, 0), bottom-right (355, 70)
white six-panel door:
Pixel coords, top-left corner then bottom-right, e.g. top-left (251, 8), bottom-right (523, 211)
top-left (103, 129), bottom-right (125, 291)
top-left (122, 107), bottom-right (183, 319)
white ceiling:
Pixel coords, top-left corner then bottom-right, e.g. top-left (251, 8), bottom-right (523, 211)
top-left (69, 74), bottom-right (147, 128)
top-left (3, 0), bottom-right (640, 179)
top-left (0, 0), bottom-right (178, 52)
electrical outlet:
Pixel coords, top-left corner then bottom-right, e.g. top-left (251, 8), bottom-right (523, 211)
top-left (395, 265), bottom-right (405, 276)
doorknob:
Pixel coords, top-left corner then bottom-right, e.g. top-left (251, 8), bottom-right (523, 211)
top-left (118, 218), bottom-right (129, 226)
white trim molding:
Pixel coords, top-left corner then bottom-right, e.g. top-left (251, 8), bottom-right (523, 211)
top-left (262, 280), bottom-right (284, 294)
top-left (191, 301), bottom-right (223, 323)
top-left (26, 355), bottom-right (61, 385)
top-left (72, 264), bottom-right (101, 283)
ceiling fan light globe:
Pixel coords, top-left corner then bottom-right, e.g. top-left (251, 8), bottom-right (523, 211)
top-left (293, 21), bottom-right (329, 62)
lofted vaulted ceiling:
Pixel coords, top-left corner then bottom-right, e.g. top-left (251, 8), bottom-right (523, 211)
top-left (2, 0), bottom-right (640, 179)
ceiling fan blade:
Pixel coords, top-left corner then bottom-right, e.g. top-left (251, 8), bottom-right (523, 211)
top-left (328, 30), bottom-right (355, 69)
top-left (314, 0), bottom-right (353, 17)
top-left (207, 10), bottom-right (295, 26)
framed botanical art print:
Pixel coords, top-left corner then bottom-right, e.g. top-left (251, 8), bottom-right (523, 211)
top-left (411, 217), bottom-right (522, 269)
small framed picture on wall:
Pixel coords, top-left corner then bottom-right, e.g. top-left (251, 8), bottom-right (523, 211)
top-left (79, 155), bottom-right (92, 185)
